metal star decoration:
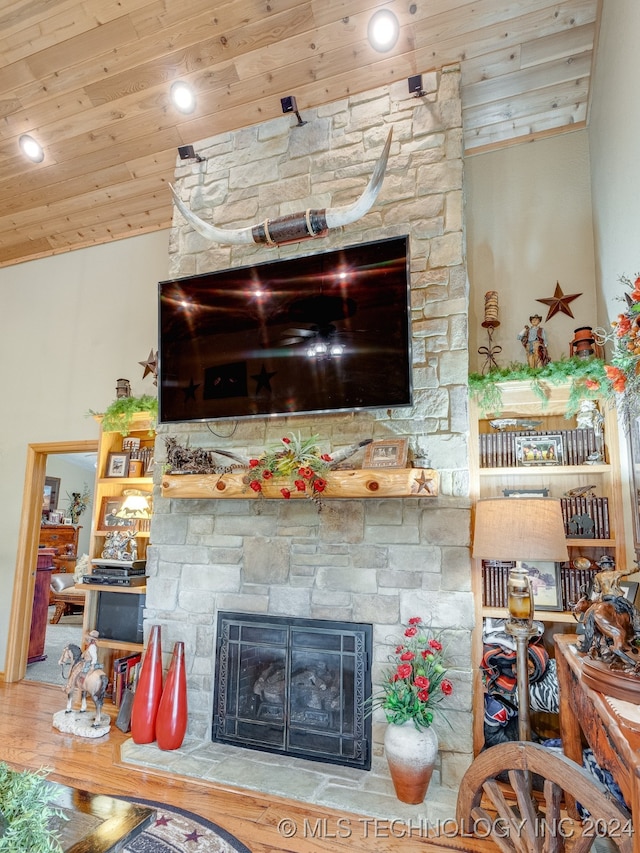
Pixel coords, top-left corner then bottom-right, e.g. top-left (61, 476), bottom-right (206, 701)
top-left (182, 378), bottom-right (200, 401)
top-left (251, 364), bottom-right (276, 393)
top-left (536, 282), bottom-right (582, 321)
top-left (413, 470), bottom-right (435, 494)
top-left (139, 349), bottom-right (158, 384)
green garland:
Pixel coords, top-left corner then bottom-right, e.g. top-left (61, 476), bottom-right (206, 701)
top-left (89, 395), bottom-right (158, 435)
top-left (468, 358), bottom-right (613, 417)
top-left (0, 764), bottom-right (66, 852)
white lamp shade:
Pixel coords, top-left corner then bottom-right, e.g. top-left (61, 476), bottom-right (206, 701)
top-left (472, 497), bottom-right (569, 562)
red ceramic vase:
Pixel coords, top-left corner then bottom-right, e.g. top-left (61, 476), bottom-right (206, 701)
top-left (131, 624), bottom-right (163, 744)
top-left (156, 641), bottom-right (188, 750)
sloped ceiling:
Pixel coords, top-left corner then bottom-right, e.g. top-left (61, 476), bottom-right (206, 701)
top-left (0, 0), bottom-right (599, 268)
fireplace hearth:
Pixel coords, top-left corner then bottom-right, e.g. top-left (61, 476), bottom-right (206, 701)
top-left (213, 612), bottom-right (372, 769)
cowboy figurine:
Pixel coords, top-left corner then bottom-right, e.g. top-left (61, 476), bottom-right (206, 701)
top-left (517, 314), bottom-right (550, 368)
top-left (61, 630), bottom-right (100, 699)
top-left (81, 630), bottom-right (101, 672)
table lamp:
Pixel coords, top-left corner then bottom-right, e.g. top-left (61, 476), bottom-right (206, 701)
top-left (114, 490), bottom-right (152, 561)
top-left (472, 497), bottom-right (569, 740)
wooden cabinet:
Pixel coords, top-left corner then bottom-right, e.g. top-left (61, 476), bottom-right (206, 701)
top-left (469, 381), bottom-right (627, 751)
top-left (28, 548), bottom-right (56, 663)
top-left (39, 524), bottom-right (82, 569)
top-left (82, 414), bottom-right (154, 677)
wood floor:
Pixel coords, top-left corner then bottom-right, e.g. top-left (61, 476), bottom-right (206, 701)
top-left (0, 679), bottom-right (491, 853)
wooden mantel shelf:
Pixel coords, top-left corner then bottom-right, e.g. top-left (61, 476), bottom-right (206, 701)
top-left (161, 468), bottom-right (439, 500)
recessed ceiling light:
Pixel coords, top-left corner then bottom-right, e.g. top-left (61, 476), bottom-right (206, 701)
top-left (367, 9), bottom-right (400, 52)
top-left (170, 81), bottom-right (196, 114)
top-left (19, 134), bottom-right (44, 163)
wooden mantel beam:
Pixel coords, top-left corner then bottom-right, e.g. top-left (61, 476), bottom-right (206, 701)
top-left (161, 468), bottom-right (439, 500)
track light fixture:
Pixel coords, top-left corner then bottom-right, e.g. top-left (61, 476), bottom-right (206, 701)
top-left (170, 81), bottom-right (196, 114)
top-left (19, 134), bottom-right (44, 163)
top-left (367, 9), bottom-right (400, 52)
top-left (408, 74), bottom-right (426, 98)
top-left (177, 145), bottom-right (205, 163)
top-left (281, 96), bottom-right (307, 127)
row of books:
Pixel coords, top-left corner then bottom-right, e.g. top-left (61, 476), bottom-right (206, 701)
top-left (560, 496), bottom-right (610, 539)
top-left (482, 561), bottom-right (598, 611)
top-left (479, 428), bottom-right (598, 468)
top-left (112, 651), bottom-right (141, 708)
top-left (130, 446), bottom-right (154, 475)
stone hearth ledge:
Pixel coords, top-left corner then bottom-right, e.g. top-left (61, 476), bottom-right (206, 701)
top-left (120, 737), bottom-right (458, 823)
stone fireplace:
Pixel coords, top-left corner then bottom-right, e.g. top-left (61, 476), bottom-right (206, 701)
top-left (145, 65), bottom-right (474, 797)
top-left (213, 612), bottom-right (372, 769)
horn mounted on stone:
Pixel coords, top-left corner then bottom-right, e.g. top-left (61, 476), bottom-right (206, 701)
top-left (169, 128), bottom-right (393, 247)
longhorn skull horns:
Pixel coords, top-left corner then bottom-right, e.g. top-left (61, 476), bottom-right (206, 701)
top-left (169, 128), bottom-right (393, 247)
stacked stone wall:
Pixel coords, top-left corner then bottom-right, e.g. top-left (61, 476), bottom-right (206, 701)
top-left (150, 65), bottom-right (473, 789)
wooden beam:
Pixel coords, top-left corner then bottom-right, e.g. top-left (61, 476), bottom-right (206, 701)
top-left (162, 468), bottom-right (439, 500)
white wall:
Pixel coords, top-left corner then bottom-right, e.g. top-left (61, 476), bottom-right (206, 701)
top-left (587, 0), bottom-right (640, 566)
top-left (43, 455), bottom-right (96, 556)
top-left (589, 0), bottom-right (640, 321)
top-left (464, 132), bottom-right (597, 372)
top-left (0, 231), bottom-right (169, 670)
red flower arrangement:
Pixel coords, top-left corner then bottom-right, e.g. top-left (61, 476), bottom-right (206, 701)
top-left (244, 432), bottom-right (332, 504)
top-left (368, 617), bottom-right (453, 730)
top-left (603, 273), bottom-right (640, 405)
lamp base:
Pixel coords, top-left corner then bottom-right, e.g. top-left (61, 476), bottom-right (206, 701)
top-left (505, 618), bottom-right (535, 641)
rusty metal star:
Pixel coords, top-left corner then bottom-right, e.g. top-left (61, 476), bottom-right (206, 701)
top-left (536, 282), bottom-right (582, 321)
top-left (413, 470), bottom-right (434, 494)
top-left (139, 348), bottom-right (158, 383)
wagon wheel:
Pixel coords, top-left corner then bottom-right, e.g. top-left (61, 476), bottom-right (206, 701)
top-left (456, 742), bottom-right (633, 853)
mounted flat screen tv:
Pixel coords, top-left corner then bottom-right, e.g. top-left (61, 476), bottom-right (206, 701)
top-left (158, 235), bottom-right (412, 423)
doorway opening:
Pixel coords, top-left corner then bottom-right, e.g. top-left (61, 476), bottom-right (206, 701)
top-left (6, 440), bottom-right (98, 684)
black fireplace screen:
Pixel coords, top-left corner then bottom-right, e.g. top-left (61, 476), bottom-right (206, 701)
top-left (213, 612), bottom-right (372, 769)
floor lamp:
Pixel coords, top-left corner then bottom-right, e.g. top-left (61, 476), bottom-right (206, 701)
top-left (472, 498), bottom-right (569, 741)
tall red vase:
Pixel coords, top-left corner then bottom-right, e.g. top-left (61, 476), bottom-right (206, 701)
top-left (131, 624), bottom-right (163, 744)
top-left (156, 641), bottom-right (188, 750)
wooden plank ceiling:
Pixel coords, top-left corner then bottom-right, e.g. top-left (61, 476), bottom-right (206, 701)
top-left (0, 0), bottom-right (599, 268)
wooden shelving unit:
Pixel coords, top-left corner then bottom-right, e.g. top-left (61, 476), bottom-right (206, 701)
top-left (161, 467), bottom-right (439, 500)
top-left (469, 381), bottom-right (627, 752)
top-left (81, 413), bottom-right (155, 678)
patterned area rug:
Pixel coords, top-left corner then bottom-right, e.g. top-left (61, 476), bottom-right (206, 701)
top-left (123, 799), bottom-right (252, 852)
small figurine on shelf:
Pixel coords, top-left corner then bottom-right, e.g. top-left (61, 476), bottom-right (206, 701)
top-left (101, 529), bottom-right (138, 561)
top-left (517, 314), bottom-right (550, 368)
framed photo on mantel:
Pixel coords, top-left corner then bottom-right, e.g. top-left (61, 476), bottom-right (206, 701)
top-left (364, 438), bottom-right (409, 469)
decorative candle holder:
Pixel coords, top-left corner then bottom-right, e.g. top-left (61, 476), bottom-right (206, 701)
top-left (478, 291), bottom-right (502, 373)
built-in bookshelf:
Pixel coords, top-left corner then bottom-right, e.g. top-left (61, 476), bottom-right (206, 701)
top-left (469, 381), bottom-right (628, 753)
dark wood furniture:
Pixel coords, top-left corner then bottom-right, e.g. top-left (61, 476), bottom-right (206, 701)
top-left (27, 548), bottom-right (56, 664)
top-left (555, 634), bottom-right (640, 851)
top-left (39, 523), bottom-right (82, 559)
top-left (47, 782), bottom-right (155, 852)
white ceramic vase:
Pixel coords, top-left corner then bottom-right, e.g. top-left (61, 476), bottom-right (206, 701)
top-left (384, 720), bottom-right (438, 804)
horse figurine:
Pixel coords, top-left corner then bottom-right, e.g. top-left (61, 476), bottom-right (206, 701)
top-left (572, 593), bottom-right (640, 670)
top-left (58, 643), bottom-right (109, 726)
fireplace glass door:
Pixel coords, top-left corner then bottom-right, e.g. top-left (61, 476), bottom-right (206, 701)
top-left (213, 612), bottom-right (372, 769)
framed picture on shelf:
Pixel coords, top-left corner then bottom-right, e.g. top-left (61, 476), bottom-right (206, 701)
top-left (42, 476), bottom-right (61, 516)
top-left (515, 435), bottom-right (563, 466)
top-left (518, 560), bottom-right (563, 611)
top-left (620, 581), bottom-right (639, 606)
top-left (105, 451), bottom-right (130, 478)
top-left (98, 496), bottom-right (136, 531)
top-left (364, 438), bottom-right (409, 468)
